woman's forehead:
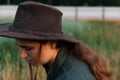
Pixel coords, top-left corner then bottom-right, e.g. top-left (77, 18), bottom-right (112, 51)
top-left (15, 39), bottom-right (40, 45)
top-left (15, 39), bottom-right (57, 45)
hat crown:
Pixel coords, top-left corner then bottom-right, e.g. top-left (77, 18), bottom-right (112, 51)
top-left (0, 1), bottom-right (79, 43)
top-left (11, 2), bottom-right (63, 34)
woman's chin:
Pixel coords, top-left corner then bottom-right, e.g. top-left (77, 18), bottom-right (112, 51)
top-left (32, 63), bottom-right (41, 67)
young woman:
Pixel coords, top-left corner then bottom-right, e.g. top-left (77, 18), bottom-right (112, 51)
top-left (0, 1), bottom-right (113, 80)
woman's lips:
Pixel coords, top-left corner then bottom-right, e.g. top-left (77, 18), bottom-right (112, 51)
top-left (28, 60), bottom-right (34, 64)
top-left (27, 60), bottom-right (40, 67)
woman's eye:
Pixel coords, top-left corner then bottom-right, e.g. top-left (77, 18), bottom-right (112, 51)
top-left (25, 47), bottom-right (33, 51)
top-left (18, 45), bottom-right (33, 51)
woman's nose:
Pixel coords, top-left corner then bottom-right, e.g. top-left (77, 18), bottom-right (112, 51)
top-left (20, 48), bottom-right (28, 58)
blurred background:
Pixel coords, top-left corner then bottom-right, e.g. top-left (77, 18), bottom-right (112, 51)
top-left (0, 0), bottom-right (120, 80)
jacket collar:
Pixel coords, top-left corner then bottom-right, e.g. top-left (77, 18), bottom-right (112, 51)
top-left (46, 46), bottom-right (68, 80)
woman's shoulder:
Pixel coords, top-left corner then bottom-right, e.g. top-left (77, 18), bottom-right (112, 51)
top-left (58, 54), bottom-right (96, 80)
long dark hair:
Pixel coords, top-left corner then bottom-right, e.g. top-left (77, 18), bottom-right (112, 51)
top-left (26, 39), bottom-right (113, 80)
top-left (56, 41), bottom-right (113, 80)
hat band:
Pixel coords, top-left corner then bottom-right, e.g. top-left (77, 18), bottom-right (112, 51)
top-left (9, 25), bottom-right (64, 37)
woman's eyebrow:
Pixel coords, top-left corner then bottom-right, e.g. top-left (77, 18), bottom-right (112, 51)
top-left (15, 42), bottom-right (32, 48)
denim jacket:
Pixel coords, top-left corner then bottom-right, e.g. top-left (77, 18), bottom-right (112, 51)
top-left (45, 46), bottom-right (96, 80)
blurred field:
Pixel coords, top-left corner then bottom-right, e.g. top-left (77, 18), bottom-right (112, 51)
top-left (0, 19), bottom-right (120, 80)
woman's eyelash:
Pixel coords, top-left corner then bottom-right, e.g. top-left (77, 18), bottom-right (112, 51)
top-left (25, 47), bottom-right (33, 50)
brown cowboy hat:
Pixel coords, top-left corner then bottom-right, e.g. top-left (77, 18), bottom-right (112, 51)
top-left (0, 1), bottom-right (79, 43)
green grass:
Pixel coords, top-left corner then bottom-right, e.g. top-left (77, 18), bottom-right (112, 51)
top-left (0, 19), bottom-right (13, 24)
top-left (0, 19), bottom-right (120, 80)
top-left (62, 20), bottom-right (120, 53)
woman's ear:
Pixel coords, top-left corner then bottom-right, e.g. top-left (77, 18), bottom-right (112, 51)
top-left (50, 41), bottom-right (57, 49)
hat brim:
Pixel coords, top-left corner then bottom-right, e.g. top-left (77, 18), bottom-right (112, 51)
top-left (0, 23), bottom-right (79, 43)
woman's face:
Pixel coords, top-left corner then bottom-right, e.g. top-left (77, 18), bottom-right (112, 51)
top-left (15, 39), bottom-right (58, 67)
